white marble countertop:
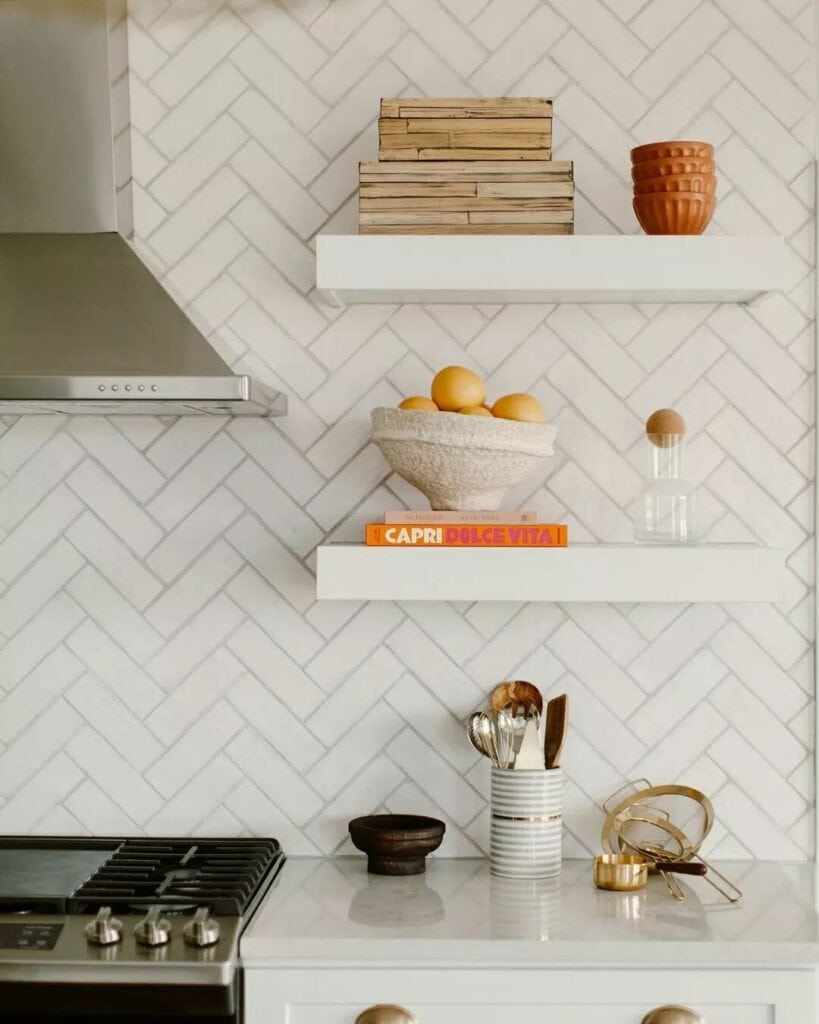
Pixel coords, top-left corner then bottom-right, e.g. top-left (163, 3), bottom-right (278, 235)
top-left (240, 858), bottom-right (819, 968)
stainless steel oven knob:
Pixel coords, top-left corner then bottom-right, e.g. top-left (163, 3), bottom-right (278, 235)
top-left (183, 907), bottom-right (220, 947)
top-left (85, 907), bottom-right (123, 946)
top-left (134, 907), bottom-right (172, 947)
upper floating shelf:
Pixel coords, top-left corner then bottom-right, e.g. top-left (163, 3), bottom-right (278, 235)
top-left (316, 235), bottom-right (785, 306)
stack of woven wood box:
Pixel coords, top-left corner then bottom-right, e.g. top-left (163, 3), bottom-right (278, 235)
top-left (359, 98), bottom-right (574, 235)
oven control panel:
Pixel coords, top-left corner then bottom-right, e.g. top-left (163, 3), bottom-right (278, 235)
top-left (0, 923), bottom-right (63, 950)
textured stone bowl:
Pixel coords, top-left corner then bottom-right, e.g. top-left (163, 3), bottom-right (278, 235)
top-left (371, 407), bottom-right (557, 511)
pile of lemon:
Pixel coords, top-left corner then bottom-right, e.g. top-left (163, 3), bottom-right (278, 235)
top-left (399, 366), bottom-right (546, 423)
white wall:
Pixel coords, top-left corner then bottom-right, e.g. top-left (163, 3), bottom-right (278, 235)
top-left (0, 0), bottom-right (813, 859)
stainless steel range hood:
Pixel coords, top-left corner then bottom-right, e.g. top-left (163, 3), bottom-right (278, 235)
top-left (0, 0), bottom-right (284, 416)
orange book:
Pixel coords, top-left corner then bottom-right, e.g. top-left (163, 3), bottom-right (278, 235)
top-left (365, 524), bottom-right (568, 547)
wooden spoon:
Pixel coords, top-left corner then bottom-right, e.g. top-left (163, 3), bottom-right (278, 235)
top-left (544, 693), bottom-right (569, 769)
top-left (490, 680), bottom-right (543, 715)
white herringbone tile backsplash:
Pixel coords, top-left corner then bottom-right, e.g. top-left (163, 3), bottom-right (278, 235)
top-left (0, 0), bottom-right (814, 859)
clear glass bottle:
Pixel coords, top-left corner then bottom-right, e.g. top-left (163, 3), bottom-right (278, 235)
top-left (633, 430), bottom-right (695, 544)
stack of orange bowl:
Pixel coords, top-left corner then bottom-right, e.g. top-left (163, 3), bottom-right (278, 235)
top-left (631, 141), bottom-right (716, 235)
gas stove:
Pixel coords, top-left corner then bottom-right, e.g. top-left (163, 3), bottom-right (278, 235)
top-left (0, 836), bottom-right (284, 1022)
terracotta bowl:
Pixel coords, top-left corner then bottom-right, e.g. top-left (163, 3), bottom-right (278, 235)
top-left (632, 156), bottom-right (715, 183)
top-left (633, 192), bottom-right (716, 235)
top-left (631, 140), bottom-right (713, 164)
top-left (634, 172), bottom-right (716, 195)
top-left (349, 814), bottom-right (446, 875)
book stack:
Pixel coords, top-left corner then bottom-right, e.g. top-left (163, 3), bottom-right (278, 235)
top-left (378, 98), bottom-right (554, 161)
top-left (359, 160), bottom-right (574, 236)
top-left (359, 97), bottom-right (574, 236)
top-left (366, 510), bottom-right (568, 548)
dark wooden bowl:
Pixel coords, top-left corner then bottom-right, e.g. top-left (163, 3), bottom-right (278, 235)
top-left (348, 815), bottom-right (446, 875)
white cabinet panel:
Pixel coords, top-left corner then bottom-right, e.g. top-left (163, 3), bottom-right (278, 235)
top-left (288, 1003), bottom-right (770, 1024)
top-left (245, 967), bottom-right (815, 1024)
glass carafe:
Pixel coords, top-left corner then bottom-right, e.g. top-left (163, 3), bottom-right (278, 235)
top-left (632, 432), bottom-right (695, 544)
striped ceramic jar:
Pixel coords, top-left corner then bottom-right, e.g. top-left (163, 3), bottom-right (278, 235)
top-left (490, 766), bottom-right (563, 878)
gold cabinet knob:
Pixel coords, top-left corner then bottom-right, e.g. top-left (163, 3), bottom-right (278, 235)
top-left (642, 1007), bottom-right (704, 1024)
top-left (355, 1006), bottom-right (418, 1024)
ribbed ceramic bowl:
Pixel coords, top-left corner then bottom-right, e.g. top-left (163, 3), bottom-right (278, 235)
top-left (371, 407), bottom-right (557, 511)
top-left (633, 192), bottom-right (716, 235)
top-left (634, 172), bottom-right (716, 195)
top-left (632, 156), bottom-right (715, 183)
top-left (631, 140), bottom-right (713, 164)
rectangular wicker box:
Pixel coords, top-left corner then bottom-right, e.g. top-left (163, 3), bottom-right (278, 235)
top-left (359, 160), bottom-right (574, 235)
top-left (378, 97), bottom-right (553, 161)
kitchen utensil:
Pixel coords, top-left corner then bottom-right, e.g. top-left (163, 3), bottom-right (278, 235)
top-left (514, 715), bottom-right (544, 770)
top-left (490, 680), bottom-right (543, 715)
top-left (593, 852), bottom-right (704, 899)
top-left (348, 814), bottom-right (445, 875)
top-left (603, 777), bottom-right (655, 814)
top-left (634, 172), bottom-right (716, 195)
top-left (543, 693), bottom-right (569, 769)
top-left (603, 807), bottom-right (692, 900)
top-left (470, 710), bottom-right (506, 768)
top-left (495, 704), bottom-right (517, 769)
top-left (593, 854), bottom-right (647, 892)
top-left (631, 140), bottom-right (713, 164)
top-left (632, 156), bottom-right (715, 183)
top-left (371, 407), bottom-right (556, 511)
top-left (467, 711), bottom-right (495, 763)
top-left (601, 783), bottom-right (742, 903)
top-left (633, 192), bottom-right (715, 235)
top-left (504, 702), bottom-right (540, 769)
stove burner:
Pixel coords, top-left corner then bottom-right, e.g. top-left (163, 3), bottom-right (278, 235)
top-left (0, 837), bottom-right (283, 918)
top-left (70, 839), bottom-right (283, 916)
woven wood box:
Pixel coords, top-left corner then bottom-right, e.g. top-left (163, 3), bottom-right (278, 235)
top-left (359, 160), bottom-right (574, 235)
top-left (378, 97), bottom-right (553, 162)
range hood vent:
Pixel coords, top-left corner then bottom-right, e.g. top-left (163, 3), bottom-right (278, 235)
top-left (0, 0), bottom-right (284, 417)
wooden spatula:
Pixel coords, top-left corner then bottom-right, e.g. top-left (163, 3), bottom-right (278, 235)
top-left (544, 694), bottom-right (569, 769)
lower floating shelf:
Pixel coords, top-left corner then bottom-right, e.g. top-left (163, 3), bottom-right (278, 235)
top-left (316, 544), bottom-right (783, 603)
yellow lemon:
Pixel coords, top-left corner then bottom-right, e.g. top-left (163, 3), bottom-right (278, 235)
top-left (492, 393), bottom-right (546, 423)
top-left (431, 366), bottom-right (486, 412)
top-left (459, 405), bottom-right (493, 416)
top-left (399, 396), bottom-right (438, 412)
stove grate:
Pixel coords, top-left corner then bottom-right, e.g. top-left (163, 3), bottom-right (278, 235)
top-left (68, 838), bottom-right (283, 915)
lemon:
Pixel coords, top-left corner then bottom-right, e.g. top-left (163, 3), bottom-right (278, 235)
top-left (459, 405), bottom-right (493, 416)
top-left (492, 393), bottom-right (546, 423)
top-left (431, 366), bottom-right (486, 412)
top-left (399, 396), bottom-right (438, 412)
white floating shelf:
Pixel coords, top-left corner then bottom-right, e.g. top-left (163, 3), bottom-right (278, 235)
top-left (316, 235), bottom-right (784, 306)
top-left (316, 544), bottom-right (783, 603)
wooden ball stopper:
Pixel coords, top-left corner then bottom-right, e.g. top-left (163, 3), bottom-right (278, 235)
top-left (646, 408), bottom-right (686, 447)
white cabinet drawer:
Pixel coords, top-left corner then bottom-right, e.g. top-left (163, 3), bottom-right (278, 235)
top-left (292, 1003), bottom-right (766, 1024)
top-left (245, 967), bottom-right (815, 1024)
